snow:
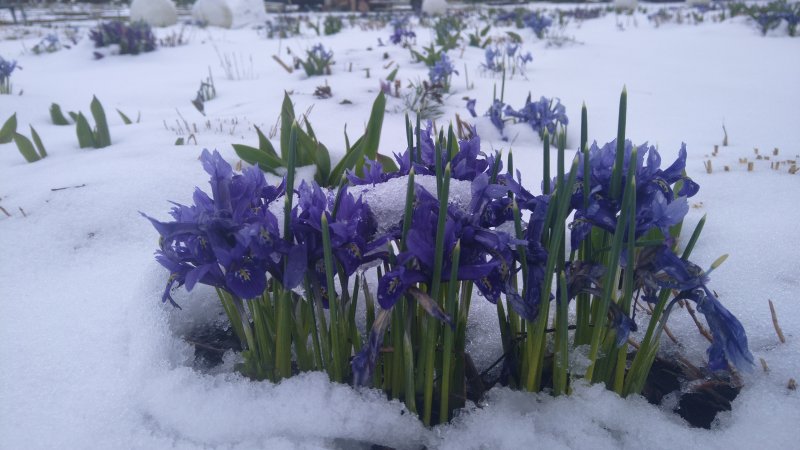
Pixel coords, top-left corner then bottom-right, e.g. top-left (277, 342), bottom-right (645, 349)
top-left (1, 3), bottom-right (799, 449)
top-left (130, 0), bottom-right (178, 28)
top-left (355, 174), bottom-right (473, 233)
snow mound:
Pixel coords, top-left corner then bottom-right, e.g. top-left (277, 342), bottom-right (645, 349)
top-left (422, 0), bottom-right (449, 16)
top-left (192, 0), bottom-right (233, 28)
top-left (138, 370), bottom-right (429, 449)
top-left (614, 0), bottom-right (638, 10)
top-left (351, 174), bottom-right (473, 234)
top-left (191, 0), bottom-right (266, 29)
top-left (129, 0), bottom-right (178, 27)
top-left (437, 380), bottom-right (800, 449)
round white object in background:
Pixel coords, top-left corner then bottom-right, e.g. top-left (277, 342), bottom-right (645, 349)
top-left (130, 0), bottom-right (178, 27)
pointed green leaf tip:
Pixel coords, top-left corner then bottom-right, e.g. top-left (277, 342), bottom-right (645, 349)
top-left (30, 125), bottom-right (47, 158)
top-left (711, 254), bottom-right (729, 271)
top-left (13, 132), bottom-right (41, 163)
top-left (90, 95), bottom-right (111, 148)
top-left (75, 113), bottom-right (95, 149)
top-left (0, 113), bottom-right (17, 144)
top-left (117, 109), bottom-right (133, 125)
top-left (50, 104), bottom-right (71, 126)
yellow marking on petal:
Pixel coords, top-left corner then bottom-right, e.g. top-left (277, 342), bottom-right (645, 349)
top-left (347, 243), bottom-right (362, 259)
top-left (388, 277), bottom-right (401, 294)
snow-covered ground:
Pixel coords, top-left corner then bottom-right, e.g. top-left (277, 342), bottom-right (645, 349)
top-left (1, 4), bottom-right (799, 449)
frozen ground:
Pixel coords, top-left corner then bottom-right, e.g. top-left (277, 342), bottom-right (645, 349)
top-left (1, 3), bottom-right (799, 449)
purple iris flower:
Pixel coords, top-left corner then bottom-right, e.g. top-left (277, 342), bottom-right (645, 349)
top-left (636, 245), bottom-right (754, 372)
top-left (0, 56), bottom-right (19, 86)
top-left (521, 194), bottom-right (552, 320)
top-left (505, 43), bottom-right (518, 57)
top-left (390, 28), bottom-right (416, 45)
top-left (487, 99), bottom-right (506, 133)
top-left (292, 181), bottom-right (387, 305)
top-left (377, 184), bottom-right (524, 316)
top-left (570, 140), bottom-right (699, 249)
top-left (524, 12), bottom-right (552, 38)
top-left (143, 149), bottom-right (297, 304)
top-left (608, 302), bottom-right (638, 347)
top-left (389, 16), bottom-right (416, 45)
top-left (451, 132), bottom-right (490, 181)
top-left (562, 261), bottom-right (605, 301)
top-left (429, 53), bottom-right (458, 88)
top-left (465, 98), bottom-right (477, 118)
top-left (352, 122), bottom-right (490, 185)
top-left (459, 168), bottom-right (551, 322)
top-left (347, 157), bottom-right (397, 186)
top-left (504, 94), bottom-right (568, 137)
top-left (482, 47), bottom-right (501, 72)
top-left (379, 79), bottom-right (391, 95)
top-left (352, 309), bottom-right (392, 386)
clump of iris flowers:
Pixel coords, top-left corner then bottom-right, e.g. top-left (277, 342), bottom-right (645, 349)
top-left (428, 53), bottom-right (458, 92)
top-left (481, 44), bottom-right (533, 77)
top-left (524, 12), bottom-right (553, 38)
top-left (0, 56), bottom-right (20, 94)
top-left (389, 16), bottom-right (416, 46)
top-left (505, 94), bottom-right (568, 138)
top-left (145, 93), bottom-right (754, 425)
top-left (142, 149), bottom-right (292, 305)
top-left (298, 44), bottom-right (334, 76)
top-left (464, 94), bottom-right (568, 141)
top-left (90, 21), bottom-right (156, 57)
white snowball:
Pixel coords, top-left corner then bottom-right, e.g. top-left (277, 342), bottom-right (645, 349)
top-left (422, 0), bottom-right (448, 16)
top-left (191, 0), bottom-right (266, 29)
top-left (227, 0), bottom-right (267, 28)
top-left (192, 0), bottom-right (233, 28)
top-left (130, 0), bottom-right (178, 27)
top-left (613, 0), bottom-right (638, 10)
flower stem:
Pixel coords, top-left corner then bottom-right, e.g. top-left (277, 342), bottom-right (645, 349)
top-left (440, 241), bottom-right (461, 423)
top-left (423, 163), bottom-right (451, 426)
top-left (553, 271), bottom-right (570, 395)
top-left (623, 215), bottom-right (706, 396)
top-left (321, 213), bottom-right (343, 383)
top-left (585, 147), bottom-right (637, 381)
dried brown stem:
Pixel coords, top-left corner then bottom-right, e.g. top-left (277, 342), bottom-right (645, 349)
top-left (769, 299), bottom-right (786, 344)
top-left (272, 55), bottom-right (293, 74)
top-left (685, 301), bottom-right (713, 343)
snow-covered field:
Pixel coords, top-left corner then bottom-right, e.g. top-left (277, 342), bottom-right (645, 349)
top-left (1, 3), bottom-right (799, 449)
